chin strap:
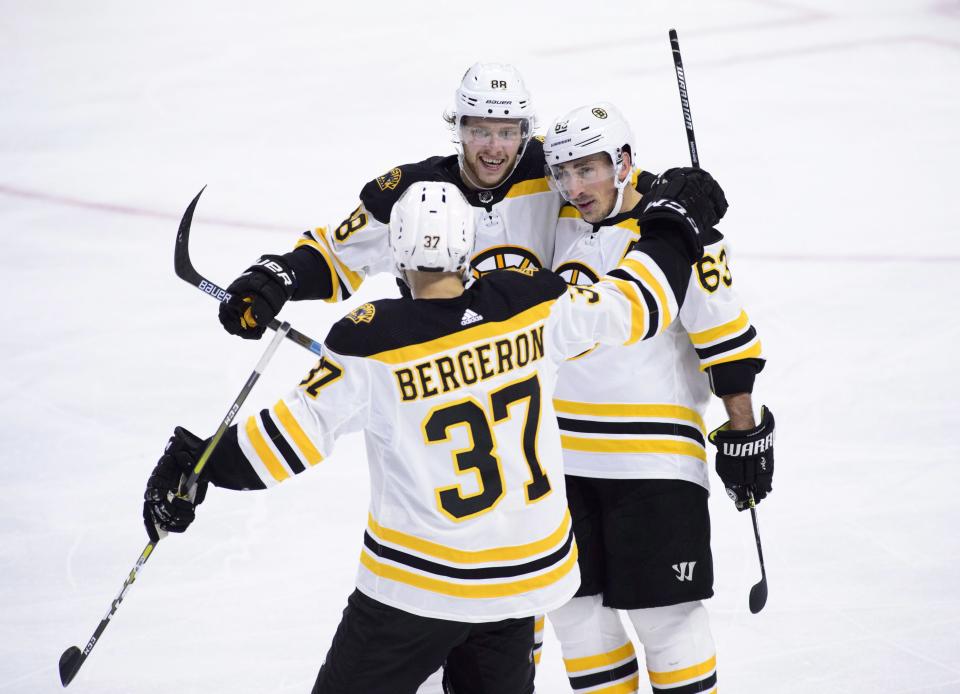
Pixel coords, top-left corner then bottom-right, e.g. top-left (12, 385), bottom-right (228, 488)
top-left (603, 162), bottom-right (636, 220)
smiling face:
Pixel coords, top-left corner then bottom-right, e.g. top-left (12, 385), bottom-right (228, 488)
top-left (458, 116), bottom-right (527, 189)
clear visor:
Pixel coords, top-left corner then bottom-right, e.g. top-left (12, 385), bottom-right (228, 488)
top-left (545, 153), bottom-right (617, 201)
top-left (457, 117), bottom-right (531, 148)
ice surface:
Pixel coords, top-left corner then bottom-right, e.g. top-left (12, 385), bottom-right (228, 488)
top-left (2, 0), bottom-right (958, 692)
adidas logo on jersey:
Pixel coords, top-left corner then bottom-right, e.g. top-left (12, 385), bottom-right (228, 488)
top-left (461, 309), bottom-right (484, 326)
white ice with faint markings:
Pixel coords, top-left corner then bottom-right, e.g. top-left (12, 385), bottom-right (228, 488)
top-left (2, 1), bottom-right (958, 692)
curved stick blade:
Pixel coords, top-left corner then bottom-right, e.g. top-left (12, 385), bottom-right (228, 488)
top-left (749, 578), bottom-right (768, 614)
top-left (174, 186), bottom-right (207, 284)
top-left (59, 646), bottom-right (82, 687)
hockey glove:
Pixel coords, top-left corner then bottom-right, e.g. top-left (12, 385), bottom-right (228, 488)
top-left (218, 254), bottom-right (297, 339)
top-left (143, 427), bottom-right (209, 542)
top-left (639, 167), bottom-right (728, 262)
top-left (709, 406), bottom-right (775, 511)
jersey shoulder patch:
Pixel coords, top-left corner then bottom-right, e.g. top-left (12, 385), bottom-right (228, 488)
top-left (325, 298), bottom-right (403, 356)
top-left (359, 156), bottom-right (457, 224)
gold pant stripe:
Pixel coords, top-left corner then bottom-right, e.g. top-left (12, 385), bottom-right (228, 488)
top-left (272, 400), bottom-right (323, 466)
top-left (358, 544), bottom-right (578, 598)
top-left (564, 641), bottom-right (637, 673)
top-left (245, 415), bottom-right (289, 482)
top-left (648, 654), bottom-right (716, 685)
top-left (368, 510), bottom-right (571, 565)
top-left (560, 436), bottom-right (707, 461)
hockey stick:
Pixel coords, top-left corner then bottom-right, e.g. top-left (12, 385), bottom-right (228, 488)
top-left (669, 28), bottom-right (769, 613)
top-left (175, 187), bottom-right (324, 358)
top-left (668, 29), bottom-right (699, 169)
top-left (59, 274), bottom-right (294, 686)
top-left (747, 491), bottom-right (768, 613)
top-left (59, 321), bottom-right (291, 687)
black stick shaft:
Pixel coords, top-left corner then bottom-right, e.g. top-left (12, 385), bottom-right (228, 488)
top-left (669, 29), bottom-right (700, 168)
top-left (60, 321), bottom-right (291, 686)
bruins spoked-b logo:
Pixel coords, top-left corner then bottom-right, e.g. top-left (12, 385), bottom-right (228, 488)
top-left (591, 107), bottom-right (608, 119)
top-left (470, 246), bottom-right (542, 279)
top-left (347, 303), bottom-right (376, 324)
top-left (376, 167), bottom-right (402, 191)
top-left (554, 261), bottom-right (599, 286)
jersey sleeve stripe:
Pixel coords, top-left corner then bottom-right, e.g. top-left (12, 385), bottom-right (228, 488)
top-left (294, 234), bottom-right (342, 303)
top-left (258, 409), bottom-right (305, 474)
top-left (244, 415), bottom-right (291, 483)
top-left (606, 271), bottom-right (659, 342)
top-left (694, 326), bottom-right (758, 361)
top-left (606, 278), bottom-right (647, 345)
top-left (552, 400), bottom-right (705, 429)
top-left (687, 310), bottom-right (750, 346)
top-left (564, 641), bottom-right (638, 673)
top-left (307, 227), bottom-right (364, 294)
top-left (559, 435), bottom-right (707, 462)
top-left (367, 510), bottom-right (572, 564)
top-left (620, 256), bottom-right (675, 328)
top-left (273, 400), bottom-right (324, 466)
top-left (699, 340), bottom-right (763, 370)
top-left (358, 542), bottom-right (578, 599)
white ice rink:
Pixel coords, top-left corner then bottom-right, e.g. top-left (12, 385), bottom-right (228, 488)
top-left (2, 0), bottom-right (959, 691)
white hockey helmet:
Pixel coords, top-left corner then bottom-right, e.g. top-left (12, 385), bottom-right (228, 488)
top-left (448, 62), bottom-right (536, 190)
top-left (543, 102), bottom-right (636, 218)
top-left (389, 182), bottom-right (476, 280)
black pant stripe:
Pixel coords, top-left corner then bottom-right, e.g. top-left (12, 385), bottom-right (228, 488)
top-left (557, 418), bottom-right (705, 446)
top-left (362, 528), bottom-right (574, 580)
top-left (694, 326), bottom-right (756, 360)
top-left (260, 409), bottom-right (306, 474)
top-left (608, 268), bottom-right (661, 339)
top-left (651, 671), bottom-right (717, 694)
top-left (568, 658), bottom-right (639, 690)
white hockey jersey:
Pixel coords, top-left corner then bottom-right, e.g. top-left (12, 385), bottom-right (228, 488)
top-left (210, 243), bottom-right (691, 622)
top-left (292, 140), bottom-right (563, 301)
top-left (552, 203), bottom-right (764, 489)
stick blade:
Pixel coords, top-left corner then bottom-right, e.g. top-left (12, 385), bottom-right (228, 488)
top-left (174, 186), bottom-right (207, 284)
top-left (59, 646), bottom-right (82, 687)
top-left (749, 578), bottom-right (768, 614)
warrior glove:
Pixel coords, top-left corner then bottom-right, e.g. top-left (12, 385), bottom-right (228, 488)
top-left (219, 254), bottom-right (297, 339)
top-left (143, 427), bottom-right (209, 542)
top-left (709, 406), bottom-right (775, 511)
top-left (638, 167), bottom-right (729, 262)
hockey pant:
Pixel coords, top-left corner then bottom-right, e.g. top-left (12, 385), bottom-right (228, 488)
top-left (549, 595), bottom-right (717, 693)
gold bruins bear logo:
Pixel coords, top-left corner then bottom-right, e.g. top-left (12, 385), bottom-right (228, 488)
top-left (347, 303), bottom-right (376, 324)
top-left (376, 167), bottom-right (402, 191)
top-left (591, 107), bottom-right (608, 119)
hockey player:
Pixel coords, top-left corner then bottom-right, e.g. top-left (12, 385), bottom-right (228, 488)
top-left (142, 175), bottom-right (728, 694)
top-left (541, 103), bottom-right (775, 694)
top-left (215, 61), bottom-right (562, 341)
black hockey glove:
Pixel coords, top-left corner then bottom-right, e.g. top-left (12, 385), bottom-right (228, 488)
top-left (639, 168), bottom-right (728, 261)
top-left (218, 255), bottom-right (297, 339)
top-left (143, 427), bottom-right (209, 542)
top-left (709, 406), bottom-right (775, 511)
